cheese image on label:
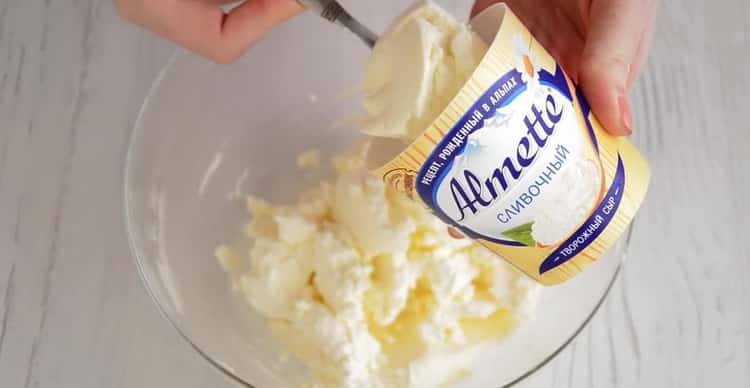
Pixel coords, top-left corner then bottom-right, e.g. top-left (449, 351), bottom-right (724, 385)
top-left (375, 3), bottom-right (650, 285)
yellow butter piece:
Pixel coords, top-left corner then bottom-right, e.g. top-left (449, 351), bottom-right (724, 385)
top-left (296, 148), bottom-right (321, 169)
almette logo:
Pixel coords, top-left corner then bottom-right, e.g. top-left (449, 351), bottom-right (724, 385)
top-left (449, 93), bottom-right (563, 221)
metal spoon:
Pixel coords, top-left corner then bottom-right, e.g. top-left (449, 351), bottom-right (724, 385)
top-left (297, 0), bottom-right (379, 48)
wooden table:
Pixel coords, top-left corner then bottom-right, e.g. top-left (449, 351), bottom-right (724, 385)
top-left (1, 0), bottom-right (748, 387)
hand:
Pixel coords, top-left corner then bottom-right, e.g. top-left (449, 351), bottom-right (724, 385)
top-left (472, 0), bottom-right (657, 135)
top-left (114, 0), bottom-right (303, 64)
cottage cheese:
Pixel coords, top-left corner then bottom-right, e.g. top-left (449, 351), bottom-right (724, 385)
top-left (217, 143), bottom-right (537, 387)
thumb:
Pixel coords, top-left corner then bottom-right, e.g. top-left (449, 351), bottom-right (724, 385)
top-left (579, 0), bottom-right (649, 136)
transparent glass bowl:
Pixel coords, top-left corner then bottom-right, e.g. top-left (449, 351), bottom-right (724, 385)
top-left (124, 2), bottom-right (630, 387)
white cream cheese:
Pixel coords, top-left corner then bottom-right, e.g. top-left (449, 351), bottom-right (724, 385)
top-left (361, 1), bottom-right (488, 142)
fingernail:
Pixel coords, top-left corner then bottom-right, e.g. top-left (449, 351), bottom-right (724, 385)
top-left (618, 95), bottom-right (633, 136)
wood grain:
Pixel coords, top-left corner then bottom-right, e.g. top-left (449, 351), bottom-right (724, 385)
top-left (0, 0), bottom-right (748, 387)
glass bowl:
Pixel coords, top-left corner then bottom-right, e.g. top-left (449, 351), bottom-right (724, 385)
top-left (124, 1), bottom-right (630, 387)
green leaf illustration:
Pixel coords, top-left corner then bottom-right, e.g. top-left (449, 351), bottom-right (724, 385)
top-left (501, 222), bottom-right (536, 247)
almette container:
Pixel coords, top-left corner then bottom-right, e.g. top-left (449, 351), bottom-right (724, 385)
top-left (376, 3), bottom-right (650, 285)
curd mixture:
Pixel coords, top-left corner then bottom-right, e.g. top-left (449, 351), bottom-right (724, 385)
top-left (216, 2), bottom-right (539, 387)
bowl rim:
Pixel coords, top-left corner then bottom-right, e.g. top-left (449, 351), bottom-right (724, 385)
top-left (123, 49), bottom-right (631, 388)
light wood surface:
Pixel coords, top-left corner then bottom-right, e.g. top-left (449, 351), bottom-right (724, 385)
top-left (1, 0), bottom-right (748, 387)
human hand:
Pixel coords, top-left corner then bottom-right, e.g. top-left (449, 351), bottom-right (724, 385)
top-left (472, 0), bottom-right (657, 135)
top-left (114, 0), bottom-right (303, 64)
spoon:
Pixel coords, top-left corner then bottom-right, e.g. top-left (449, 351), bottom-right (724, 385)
top-left (296, 0), bottom-right (379, 48)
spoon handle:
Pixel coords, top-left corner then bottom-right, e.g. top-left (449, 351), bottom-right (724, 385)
top-left (297, 0), bottom-right (378, 48)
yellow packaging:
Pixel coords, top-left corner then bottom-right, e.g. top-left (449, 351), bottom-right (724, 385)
top-left (375, 4), bottom-right (650, 285)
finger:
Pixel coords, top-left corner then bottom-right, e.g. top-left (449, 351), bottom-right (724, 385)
top-left (579, 0), bottom-right (653, 136)
top-left (472, 0), bottom-right (585, 80)
top-left (156, 0), bottom-right (303, 63)
top-left (218, 0), bottom-right (303, 62)
top-left (509, 0), bottom-right (585, 81)
top-left (470, 0), bottom-right (498, 16)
